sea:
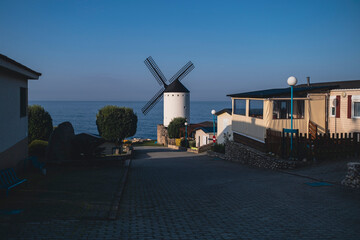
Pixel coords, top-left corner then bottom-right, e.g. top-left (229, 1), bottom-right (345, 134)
top-left (29, 101), bottom-right (230, 140)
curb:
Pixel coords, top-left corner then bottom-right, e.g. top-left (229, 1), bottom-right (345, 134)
top-left (108, 157), bottom-right (132, 220)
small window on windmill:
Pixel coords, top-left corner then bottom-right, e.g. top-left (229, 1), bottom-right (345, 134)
top-left (172, 94), bottom-right (174, 96)
top-left (177, 94), bottom-right (179, 96)
top-left (182, 94), bottom-right (184, 96)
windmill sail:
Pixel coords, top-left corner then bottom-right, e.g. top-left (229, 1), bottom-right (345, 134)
top-left (141, 87), bottom-right (165, 115)
top-left (142, 56), bottom-right (194, 116)
top-left (144, 56), bottom-right (167, 86)
top-left (168, 61), bottom-right (194, 83)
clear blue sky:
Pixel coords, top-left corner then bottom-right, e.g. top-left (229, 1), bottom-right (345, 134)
top-left (1, 0), bottom-right (359, 101)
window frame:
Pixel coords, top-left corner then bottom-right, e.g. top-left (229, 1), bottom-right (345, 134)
top-left (20, 87), bottom-right (27, 118)
top-left (329, 96), bottom-right (336, 117)
top-left (233, 99), bottom-right (246, 116)
top-left (249, 99), bottom-right (263, 119)
top-left (272, 100), bottom-right (305, 120)
top-left (352, 95), bottom-right (360, 119)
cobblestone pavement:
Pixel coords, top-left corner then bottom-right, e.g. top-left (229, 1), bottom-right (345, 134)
top-left (5, 146), bottom-right (360, 239)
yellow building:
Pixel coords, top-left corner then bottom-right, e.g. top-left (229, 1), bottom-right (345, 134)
top-left (227, 80), bottom-right (360, 150)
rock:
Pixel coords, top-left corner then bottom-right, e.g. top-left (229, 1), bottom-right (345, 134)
top-left (71, 133), bottom-right (105, 159)
top-left (341, 162), bottom-right (360, 188)
top-left (46, 122), bottom-right (75, 163)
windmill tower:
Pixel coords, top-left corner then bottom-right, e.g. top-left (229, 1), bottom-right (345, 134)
top-left (142, 56), bottom-right (195, 127)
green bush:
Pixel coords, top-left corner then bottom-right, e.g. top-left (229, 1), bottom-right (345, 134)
top-left (180, 139), bottom-right (189, 148)
top-left (189, 140), bottom-right (196, 148)
top-left (167, 117), bottom-right (186, 138)
top-left (96, 105), bottom-right (138, 146)
top-left (29, 140), bottom-right (48, 158)
top-left (211, 143), bottom-right (225, 154)
top-left (28, 105), bottom-right (53, 143)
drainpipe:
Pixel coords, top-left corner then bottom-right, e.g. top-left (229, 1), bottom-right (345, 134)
top-left (325, 93), bottom-right (329, 134)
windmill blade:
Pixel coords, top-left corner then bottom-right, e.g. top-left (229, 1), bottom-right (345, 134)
top-left (169, 61), bottom-right (194, 83)
top-left (142, 87), bottom-right (165, 115)
top-left (144, 56), bottom-right (167, 86)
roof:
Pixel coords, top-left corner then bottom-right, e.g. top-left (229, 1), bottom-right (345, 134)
top-left (164, 79), bottom-right (189, 93)
top-left (0, 53), bottom-right (41, 79)
top-left (215, 108), bottom-right (231, 116)
top-left (227, 85), bottom-right (336, 98)
top-left (194, 126), bottom-right (217, 134)
top-left (297, 79), bottom-right (360, 89)
top-left (227, 80), bottom-right (360, 99)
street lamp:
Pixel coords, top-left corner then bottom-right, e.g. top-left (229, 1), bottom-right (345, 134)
top-left (287, 76), bottom-right (297, 151)
top-left (184, 121), bottom-right (188, 147)
top-left (211, 109), bottom-right (216, 145)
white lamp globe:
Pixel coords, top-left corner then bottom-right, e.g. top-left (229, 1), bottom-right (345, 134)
top-left (287, 76), bottom-right (298, 86)
top-left (211, 109), bottom-right (216, 115)
top-left (185, 122), bottom-right (188, 126)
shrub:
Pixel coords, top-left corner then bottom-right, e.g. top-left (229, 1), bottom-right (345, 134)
top-left (167, 117), bottom-right (186, 138)
top-left (29, 140), bottom-right (48, 158)
top-left (28, 105), bottom-right (53, 143)
top-left (180, 139), bottom-right (189, 148)
top-left (211, 143), bottom-right (225, 154)
top-left (96, 105), bottom-right (138, 146)
top-left (189, 140), bottom-right (196, 148)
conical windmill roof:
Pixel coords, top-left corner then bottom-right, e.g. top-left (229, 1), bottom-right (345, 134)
top-left (164, 79), bottom-right (190, 93)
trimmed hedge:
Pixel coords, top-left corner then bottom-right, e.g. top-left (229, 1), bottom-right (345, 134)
top-left (29, 140), bottom-right (48, 158)
top-left (28, 105), bottom-right (53, 143)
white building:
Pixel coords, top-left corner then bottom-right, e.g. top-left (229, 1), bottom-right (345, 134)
top-left (163, 80), bottom-right (190, 127)
top-left (0, 54), bottom-right (41, 170)
top-left (194, 127), bottom-right (216, 147)
top-left (215, 108), bottom-right (233, 144)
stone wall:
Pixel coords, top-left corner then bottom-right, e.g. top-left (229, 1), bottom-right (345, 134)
top-left (341, 162), bottom-right (360, 188)
top-left (157, 124), bottom-right (168, 146)
top-left (224, 141), bottom-right (308, 169)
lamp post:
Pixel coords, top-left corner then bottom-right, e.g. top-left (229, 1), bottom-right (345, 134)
top-left (184, 121), bottom-right (188, 147)
top-left (211, 109), bottom-right (216, 145)
top-left (287, 76), bottom-right (297, 151)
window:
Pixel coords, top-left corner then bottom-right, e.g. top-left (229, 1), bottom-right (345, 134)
top-left (249, 100), bottom-right (263, 119)
top-left (352, 95), bottom-right (360, 118)
top-left (273, 100), bottom-right (304, 119)
top-left (20, 87), bottom-right (27, 117)
top-left (233, 99), bottom-right (246, 115)
top-left (329, 96), bottom-right (336, 117)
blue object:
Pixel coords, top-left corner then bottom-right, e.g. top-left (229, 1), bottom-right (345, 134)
top-left (0, 209), bottom-right (23, 215)
top-left (290, 85), bottom-right (294, 151)
top-left (212, 114), bottom-right (216, 145)
top-left (305, 182), bottom-right (333, 187)
top-left (0, 168), bottom-right (27, 196)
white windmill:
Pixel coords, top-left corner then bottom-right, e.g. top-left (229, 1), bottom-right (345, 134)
top-left (142, 56), bottom-right (195, 127)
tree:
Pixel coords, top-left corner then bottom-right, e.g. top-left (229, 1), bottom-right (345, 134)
top-left (167, 117), bottom-right (186, 138)
top-left (28, 105), bottom-right (53, 143)
top-left (96, 105), bottom-right (138, 147)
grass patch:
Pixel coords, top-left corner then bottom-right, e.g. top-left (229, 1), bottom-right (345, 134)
top-left (133, 140), bottom-right (162, 147)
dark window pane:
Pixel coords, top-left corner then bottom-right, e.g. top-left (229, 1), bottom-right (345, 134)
top-left (354, 102), bottom-right (360, 117)
top-left (234, 99), bottom-right (246, 115)
top-left (20, 87), bottom-right (27, 117)
top-left (273, 100), bottom-right (304, 119)
top-left (249, 100), bottom-right (263, 119)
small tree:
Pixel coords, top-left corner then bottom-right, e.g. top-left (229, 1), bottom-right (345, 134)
top-left (167, 117), bottom-right (186, 138)
top-left (96, 105), bottom-right (138, 148)
top-left (28, 105), bottom-right (53, 143)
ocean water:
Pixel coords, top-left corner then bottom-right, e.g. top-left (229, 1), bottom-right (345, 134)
top-left (29, 101), bottom-right (230, 140)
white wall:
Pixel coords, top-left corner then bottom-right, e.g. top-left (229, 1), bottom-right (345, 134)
top-left (217, 113), bottom-right (233, 144)
top-left (163, 92), bottom-right (190, 127)
top-left (0, 71), bottom-right (28, 152)
top-left (195, 129), bottom-right (215, 147)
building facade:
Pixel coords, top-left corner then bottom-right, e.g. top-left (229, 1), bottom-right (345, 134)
top-left (0, 54), bottom-right (41, 169)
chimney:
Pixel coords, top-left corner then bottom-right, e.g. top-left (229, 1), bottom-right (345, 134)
top-left (307, 76), bottom-right (310, 86)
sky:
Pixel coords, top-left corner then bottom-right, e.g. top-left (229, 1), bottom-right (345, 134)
top-left (1, 0), bottom-right (360, 101)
